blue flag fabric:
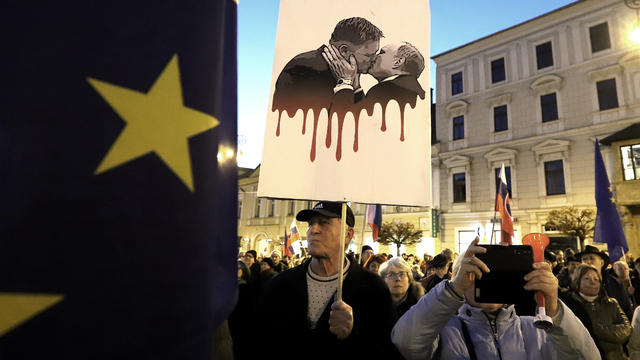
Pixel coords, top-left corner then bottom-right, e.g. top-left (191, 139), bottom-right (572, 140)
top-left (1, 1), bottom-right (237, 359)
top-left (594, 140), bottom-right (628, 263)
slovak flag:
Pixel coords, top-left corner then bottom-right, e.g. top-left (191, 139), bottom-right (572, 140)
top-left (284, 219), bottom-right (302, 256)
top-left (495, 164), bottom-right (514, 245)
top-left (284, 228), bottom-right (293, 257)
top-left (366, 204), bottom-right (383, 241)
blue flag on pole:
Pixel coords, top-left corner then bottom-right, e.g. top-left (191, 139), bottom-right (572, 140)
top-left (1, 0), bottom-right (237, 358)
top-left (593, 140), bottom-right (628, 263)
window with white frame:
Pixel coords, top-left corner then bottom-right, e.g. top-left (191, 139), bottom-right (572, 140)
top-left (453, 173), bottom-right (466, 203)
top-left (443, 155), bottom-right (471, 210)
top-left (540, 93), bottom-right (559, 123)
top-left (487, 94), bottom-right (512, 143)
top-left (532, 140), bottom-right (572, 204)
top-left (268, 199), bottom-right (276, 217)
top-left (445, 100), bottom-right (469, 151)
top-left (621, 144), bottom-right (640, 180)
top-left (536, 42), bottom-right (554, 70)
top-left (453, 115), bottom-right (464, 140)
top-left (544, 160), bottom-right (566, 195)
top-left (491, 58), bottom-right (505, 83)
top-left (589, 22), bottom-right (611, 53)
top-left (255, 197), bottom-right (262, 218)
top-left (451, 71), bottom-right (463, 96)
top-left (596, 78), bottom-right (619, 111)
top-left (458, 230), bottom-right (477, 254)
top-left (493, 105), bottom-right (508, 132)
top-left (288, 200), bottom-right (296, 215)
top-left (530, 75), bottom-right (564, 134)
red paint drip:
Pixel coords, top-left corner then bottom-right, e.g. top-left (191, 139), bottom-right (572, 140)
top-left (272, 78), bottom-right (424, 162)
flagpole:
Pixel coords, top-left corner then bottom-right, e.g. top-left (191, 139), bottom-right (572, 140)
top-left (360, 206), bottom-right (367, 263)
top-left (490, 212), bottom-right (497, 245)
top-left (337, 202), bottom-right (348, 302)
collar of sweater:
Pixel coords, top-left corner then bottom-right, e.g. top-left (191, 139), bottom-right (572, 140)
top-left (459, 303), bottom-right (516, 326)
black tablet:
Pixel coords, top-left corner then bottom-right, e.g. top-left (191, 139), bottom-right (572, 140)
top-left (474, 245), bottom-right (535, 304)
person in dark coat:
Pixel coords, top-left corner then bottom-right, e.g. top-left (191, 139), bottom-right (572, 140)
top-left (255, 201), bottom-right (402, 359)
top-left (569, 264), bottom-right (631, 360)
top-left (271, 17), bottom-right (383, 118)
top-left (244, 249), bottom-right (260, 290)
top-left (379, 257), bottom-right (425, 318)
top-left (421, 254), bottom-right (450, 294)
top-left (258, 257), bottom-right (278, 300)
top-left (557, 255), bottom-right (581, 288)
top-left (228, 260), bottom-right (256, 360)
top-left (576, 245), bottom-right (634, 320)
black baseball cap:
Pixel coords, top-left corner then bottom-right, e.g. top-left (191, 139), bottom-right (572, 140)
top-left (296, 201), bottom-right (355, 227)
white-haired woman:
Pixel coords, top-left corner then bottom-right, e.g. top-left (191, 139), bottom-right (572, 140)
top-left (379, 257), bottom-right (425, 318)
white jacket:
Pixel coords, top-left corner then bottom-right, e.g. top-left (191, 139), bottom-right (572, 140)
top-left (392, 281), bottom-right (600, 360)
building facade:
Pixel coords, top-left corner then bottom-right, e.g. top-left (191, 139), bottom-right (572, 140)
top-left (237, 166), bottom-right (440, 258)
top-left (432, 0), bottom-right (640, 254)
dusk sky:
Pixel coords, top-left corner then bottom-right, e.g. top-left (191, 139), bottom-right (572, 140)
top-left (237, 0), bottom-right (577, 168)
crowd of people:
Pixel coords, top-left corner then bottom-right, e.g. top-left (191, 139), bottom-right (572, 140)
top-left (226, 201), bottom-right (640, 360)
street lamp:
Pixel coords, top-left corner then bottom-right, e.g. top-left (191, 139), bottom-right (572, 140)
top-left (625, 0), bottom-right (640, 45)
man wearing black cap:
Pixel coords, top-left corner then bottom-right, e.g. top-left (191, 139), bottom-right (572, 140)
top-left (361, 244), bottom-right (374, 266)
top-left (557, 255), bottom-right (581, 288)
top-left (576, 245), bottom-right (633, 319)
top-left (255, 201), bottom-right (401, 359)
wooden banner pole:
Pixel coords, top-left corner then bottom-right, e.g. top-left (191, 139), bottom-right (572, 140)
top-left (337, 202), bottom-right (348, 302)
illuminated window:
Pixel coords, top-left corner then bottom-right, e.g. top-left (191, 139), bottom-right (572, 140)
top-left (621, 144), bottom-right (640, 180)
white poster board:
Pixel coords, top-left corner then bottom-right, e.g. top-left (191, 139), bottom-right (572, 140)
top-left (259, 0), bottom-right (431, 206)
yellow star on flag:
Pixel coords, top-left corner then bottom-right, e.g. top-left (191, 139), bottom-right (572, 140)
top-left (611, 196), bottom-right (616, 203)
top-left (0, 293), bottom-right (64, 337)
top-left (88, 55), bottom-right (219, 192)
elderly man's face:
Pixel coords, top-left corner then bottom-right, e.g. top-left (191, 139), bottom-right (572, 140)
top-left (615, 262), bottom-right (630, 279)
top-left (369, 44), bottom-right (400, 78)
top-left (582, 254), bottom-right (604, 271)
top-left (306, 215), bottom-right (347, 260)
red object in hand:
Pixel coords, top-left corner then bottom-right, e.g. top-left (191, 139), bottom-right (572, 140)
top-left (522, 233), bottom-right (550, 308)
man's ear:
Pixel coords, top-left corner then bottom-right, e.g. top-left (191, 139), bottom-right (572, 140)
top-left (345, 228), bottom-right (355, 244)
top-left (393, 56), bottom-right (406, 69)
top-left (338, 44), bottom-right (350, 57)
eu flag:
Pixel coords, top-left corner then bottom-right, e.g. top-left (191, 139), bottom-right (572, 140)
top-left (594, 140), bottom-right (628, 263)
top-left (1, 0), bottom-right (237, 358)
